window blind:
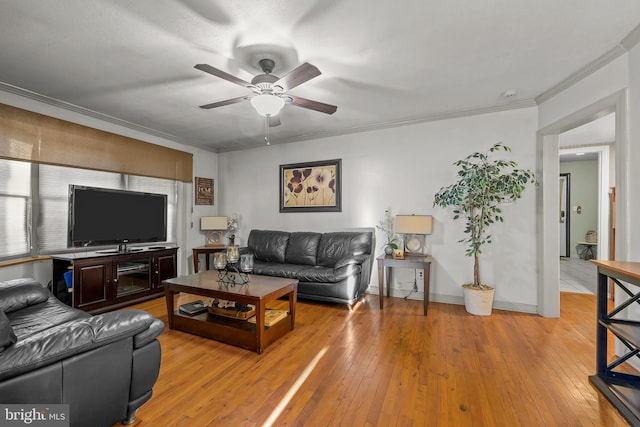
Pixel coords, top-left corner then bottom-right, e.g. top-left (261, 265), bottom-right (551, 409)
top-left (0, 160), bottom-right (31, 258)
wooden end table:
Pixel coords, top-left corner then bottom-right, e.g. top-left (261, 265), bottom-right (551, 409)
top-left (164, 271), bottom-right (297, 353)
top-left (192, 246), bottom-right (227, 273)
top-left (377, 254), bottom-right (433, 315)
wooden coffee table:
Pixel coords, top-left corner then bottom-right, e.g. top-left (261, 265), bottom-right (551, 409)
top-left (163, 271), bottom-right (298, 353)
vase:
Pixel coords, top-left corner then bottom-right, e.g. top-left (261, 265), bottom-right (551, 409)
top-left (384, 246), bottom-right (394, 255)
top-left (229, 237), bottom-right (235, 246)
top-left (462, 284), bottom-right (495, 316)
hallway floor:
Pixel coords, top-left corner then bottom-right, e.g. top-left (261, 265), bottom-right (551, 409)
top-left (560, 257), bottom-right (597, 294)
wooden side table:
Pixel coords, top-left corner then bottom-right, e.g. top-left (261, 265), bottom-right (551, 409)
top-left (576, 241), bottom-right (597, 260)
top-left (192, 246), bottom-right (226, 273)
top-left (377, 254), bottom-right (433, 315)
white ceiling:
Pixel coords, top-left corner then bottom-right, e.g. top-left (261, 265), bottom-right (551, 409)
top-left (1, 1), bottom-right (639, 152)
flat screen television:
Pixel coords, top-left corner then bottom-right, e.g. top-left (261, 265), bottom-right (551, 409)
top-left (68, 185), bottom-right (167, 248)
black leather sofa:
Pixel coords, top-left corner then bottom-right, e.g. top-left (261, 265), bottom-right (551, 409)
top-left (0, 278), bottom-right (164, 427)
top-left (243, 229), bottom-right (375, 308)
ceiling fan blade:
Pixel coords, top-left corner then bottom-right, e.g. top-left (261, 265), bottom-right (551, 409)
top-left (194, 64), bottom-right (254, 89)
top-left (199, 96), bottom-right (248, 109)
top-left (273, 62), bottom-right (321, 91)
top-left (287, 95), bottom-right (337, 114)
top-left (267, 115), bottom-right (281, 127)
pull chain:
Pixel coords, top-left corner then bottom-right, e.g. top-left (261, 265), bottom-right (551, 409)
top-left (264, 116), bottom-right (270, 146)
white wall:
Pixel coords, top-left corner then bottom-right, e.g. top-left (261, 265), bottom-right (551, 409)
top-left (219, 107), bottom-right (539, 312)
top-left (538, 55), bottom-right (629, 130)
top-left (0, 91), bottom-right (219, 282)
top-left (629, 44), bottom-right (640, 260)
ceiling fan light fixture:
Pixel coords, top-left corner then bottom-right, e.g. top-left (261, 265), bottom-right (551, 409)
top-left (250, 94), bottom-right (285, 117)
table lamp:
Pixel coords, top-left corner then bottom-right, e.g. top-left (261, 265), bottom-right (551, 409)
top-left (201, 216), bottom-right (228, 247)
top-left (395, 215), bottom-right (433, 257)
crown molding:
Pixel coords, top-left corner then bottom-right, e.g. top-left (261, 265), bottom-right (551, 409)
top-left (621, 23), bottom-right (640, 50)
top-left (535, 46), bottom-right (627, 105)
top-left (0, 82), bottom-right (187, 144)
top-left (537, 23), bottom-right (640, 105)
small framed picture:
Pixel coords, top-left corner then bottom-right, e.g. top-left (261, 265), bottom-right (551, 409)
top-left (393, 248), bottom-right (405, 259)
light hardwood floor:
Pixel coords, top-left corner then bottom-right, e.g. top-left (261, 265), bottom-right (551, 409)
top-left (119, 292), bottom-right (630, 426)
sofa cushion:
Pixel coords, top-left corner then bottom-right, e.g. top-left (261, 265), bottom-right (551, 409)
top-left (317, 232), bottom-right (373, 268)
top-left (8, 297), bottom-right (89, 340)
top-left (285, 232), bottom-right (321, 266)
top-left (248, 230), bottom-right (290, 263)
top-left (0, 311), bottom-right (17, 353)
top-left (252, 261), bottom-right (307, 279)
top-left (0, 280), bottom-right (50, 313)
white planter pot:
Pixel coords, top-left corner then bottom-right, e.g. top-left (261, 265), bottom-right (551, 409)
top-left (462, 285), bottom-right (495, 316)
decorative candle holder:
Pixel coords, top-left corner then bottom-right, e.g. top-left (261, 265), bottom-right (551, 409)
top-left (226, 246), bottom-right (239, 263)
top-left (240, 254), bottom-right (254, 273)
top-left (213, 252), bottom-right (227, 269)
top-left (216, 248), bottom-right (251, 285)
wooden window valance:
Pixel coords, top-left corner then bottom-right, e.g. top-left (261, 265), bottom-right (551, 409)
top-left (0, 103), bottom-right (193, 182)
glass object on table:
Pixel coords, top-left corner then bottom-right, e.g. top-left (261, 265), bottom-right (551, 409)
top-left (226, 246), bottom-right (239, 264)
top-left (240, 254), bottom-right (254, 272)
top-left (213, 252), bottom-right (227, 270)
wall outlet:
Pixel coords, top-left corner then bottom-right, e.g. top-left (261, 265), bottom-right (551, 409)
top-left (416, 269), bottom-right (424, 280)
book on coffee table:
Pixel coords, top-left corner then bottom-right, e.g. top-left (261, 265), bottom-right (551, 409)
top-left (179, 300), bottom-right (208, 316)
top-left (247, 309), bottom-right (288, 327)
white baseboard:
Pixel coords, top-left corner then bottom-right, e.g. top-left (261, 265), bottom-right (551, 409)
top-left (366, 286), bottom-right (538, 314)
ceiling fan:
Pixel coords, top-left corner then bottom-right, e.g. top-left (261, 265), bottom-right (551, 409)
top-left (195, 58), bottom-right (337, 127)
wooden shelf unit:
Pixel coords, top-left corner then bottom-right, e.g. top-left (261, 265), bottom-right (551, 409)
top-left (52, 247), bottom-right (177, 314)
top-left (591, 260), bottom-right (640, 427)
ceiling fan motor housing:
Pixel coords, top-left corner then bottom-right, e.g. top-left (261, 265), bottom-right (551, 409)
top-left (251, 74), bottom-right (279, 87)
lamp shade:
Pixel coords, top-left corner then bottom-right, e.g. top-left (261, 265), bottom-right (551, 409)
top-left (395, 215), bottom-right (433, 235)
top-left (200, 216), bottom-right (228, 231)
top-left (250, 94), bottom-right (285, 117)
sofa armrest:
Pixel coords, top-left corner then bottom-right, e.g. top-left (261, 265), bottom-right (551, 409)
top-left (134, 318), bottom-right (165, 349)
top-left (0, 309), bottom-right (160, 381)
top-left (333, 254), bottom-right (368, 269)
top-left (0, 282), bottom-right (50, 313)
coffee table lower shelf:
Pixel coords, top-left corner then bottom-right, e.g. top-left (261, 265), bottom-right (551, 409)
top-left (171, 310), bottom-right (292, 353)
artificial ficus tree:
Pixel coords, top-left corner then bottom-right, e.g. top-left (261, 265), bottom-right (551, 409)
top-left (433, 142), bottom-right (536, 289)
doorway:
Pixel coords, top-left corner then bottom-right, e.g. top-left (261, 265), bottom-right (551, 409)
top-left (537, 90), bottom-right (625, 317)
top-left (558, 125), bottom-right (612, 295)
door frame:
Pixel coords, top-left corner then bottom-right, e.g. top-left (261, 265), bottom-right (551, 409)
top-left (537, 89), bottom-right (627, 317)
top-left (559, 173), bottom-right (571, 258)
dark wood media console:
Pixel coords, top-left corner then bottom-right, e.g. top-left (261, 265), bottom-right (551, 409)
top-left (52, 247), bottom-right (177, 314)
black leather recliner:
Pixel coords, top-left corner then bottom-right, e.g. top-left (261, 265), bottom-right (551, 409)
top-left (0, 278), bottom-right (163, 427)
top-left (243, 229), bottom-right (375, 308)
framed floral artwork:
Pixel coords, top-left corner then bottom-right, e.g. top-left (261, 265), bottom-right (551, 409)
top-left (280, 159), bottom-right (342, 212)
